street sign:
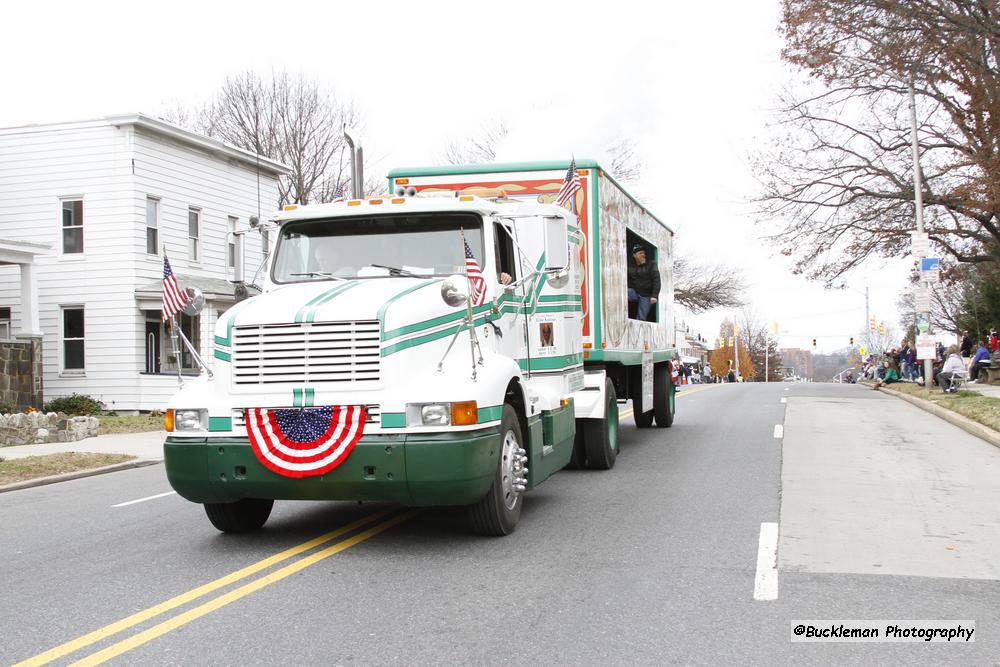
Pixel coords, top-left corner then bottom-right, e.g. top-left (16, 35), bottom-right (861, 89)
top-left (920, 257), bottom-right (941, 272)
top-left (917, 316), bottom-right (929, 333)
top-left (916, 333), bottom-right (935, 359)
top-left (911, 231), bottom-right (929, 257)
top-left (915, 288), bottom-right (932, 311)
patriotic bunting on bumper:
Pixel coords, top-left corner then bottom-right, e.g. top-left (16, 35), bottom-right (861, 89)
top-left (246, 406), bottom-right (366, 478)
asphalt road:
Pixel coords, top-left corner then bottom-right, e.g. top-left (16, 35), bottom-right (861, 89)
top-left (2, 383), bottom-right (996, 665)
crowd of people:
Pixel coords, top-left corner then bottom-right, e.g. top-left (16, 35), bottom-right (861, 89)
top-left (868, 327), bottom-right (999, 392)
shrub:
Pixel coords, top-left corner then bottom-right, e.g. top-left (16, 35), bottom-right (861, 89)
top-left (42, 394), bottom-right (105, 416)
top-left (0, 403), bottom-right (14, 415)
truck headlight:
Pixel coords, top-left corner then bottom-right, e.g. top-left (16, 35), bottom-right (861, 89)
top-left (405, 401), bottom-right (478, 427)
top-left (173, 409), bottom-right (207, 431)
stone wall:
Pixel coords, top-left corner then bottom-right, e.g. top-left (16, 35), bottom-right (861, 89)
top-left (0, 412), bottom-right (99, 447)
top-left (0, 336), bottom-right (43, 411)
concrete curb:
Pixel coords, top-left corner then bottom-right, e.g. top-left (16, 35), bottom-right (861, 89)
top-left (0, 459), bottom-right (162, 494)
top-left (879, 387), bottom-right (1000, 450)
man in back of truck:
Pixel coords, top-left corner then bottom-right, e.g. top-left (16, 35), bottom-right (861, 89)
top-left (627, 244), bottom-right (660, 321)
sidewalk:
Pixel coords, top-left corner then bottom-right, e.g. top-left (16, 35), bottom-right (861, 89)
top-left (964, 381), bottom-right (1000, 398)
top-left (0, 430), bottom-right (165, 461)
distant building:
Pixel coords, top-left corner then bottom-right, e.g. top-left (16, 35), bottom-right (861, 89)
top-left (0, 114), bottom-right (287, 411)
top-left (780, 348), bottom-right (814, 380)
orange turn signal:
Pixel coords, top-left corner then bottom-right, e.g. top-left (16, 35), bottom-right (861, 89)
top-left (451, 401), bottom-right (478, 426)
top-left (165, 409), bottom-right (175, 432)
top-left (583, 342), bottom-right (593, 349)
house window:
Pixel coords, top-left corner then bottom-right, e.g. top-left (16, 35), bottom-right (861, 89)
top-left (228, 216), bottom-right (238, 268)
top-left (62, 200), bottom-right (84, 254)
top-left (0, 307), bottom-right (10, 339)
top-left (144, 318), bottom-right (162, 374)
top-left (62, 307), bottom-right (85, 372)
top-left (188, 208), bottom-right (200, 261)
top-left (146, 197), bottom-right (159, 255)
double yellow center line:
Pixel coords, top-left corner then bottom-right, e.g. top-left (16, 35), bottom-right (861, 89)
top-left (16, 507), bottom-right (419, 667)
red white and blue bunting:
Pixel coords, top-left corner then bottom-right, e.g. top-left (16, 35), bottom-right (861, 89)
top-left (246, 406), bottom-right (366, 478)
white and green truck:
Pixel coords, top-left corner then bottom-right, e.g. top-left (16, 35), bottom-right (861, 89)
top-left (164, 159), bottom-right (677, 536)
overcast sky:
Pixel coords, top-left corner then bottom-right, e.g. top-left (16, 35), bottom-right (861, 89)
top-left (2, 0), bottom-right (926, 356)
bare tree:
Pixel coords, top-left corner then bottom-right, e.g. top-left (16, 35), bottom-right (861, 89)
top-left (757, 0), bottom-right (1000, 286)
top-left (444, 120), bottom-right (509, 165)
top-left (673, 256), bottom-right (747, 313)
top-left (604, 137), bottom-right (642, 185)
top-left (737, 308), bottom-right (784, 381)
top-left (163, 71), bottom-right (361, 207)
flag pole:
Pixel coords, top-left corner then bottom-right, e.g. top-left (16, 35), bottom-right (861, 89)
top-left (459, 227), bottom-right (482, 380)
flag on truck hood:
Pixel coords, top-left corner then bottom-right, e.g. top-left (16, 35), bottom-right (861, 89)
top-left (162, 255), bottom-right (189, 320)
top-left (556, 157), bottom-right (581, 206)
top-left (246, 406), bottom-right (366, 477)
top-left (464, 238), bottom-right (486, 306)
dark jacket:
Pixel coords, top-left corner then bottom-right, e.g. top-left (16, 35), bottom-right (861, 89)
top-left (627, 259), bottom-right (660, 298)
top-left (961, 335), bottom-right (973, 356)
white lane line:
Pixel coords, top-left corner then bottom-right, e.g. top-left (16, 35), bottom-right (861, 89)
top-left (773, 424), bottom-right (784, 438)
top-left (754, 522), bottom-right (779, 601)
top-left (112, 491), bottom-right (177, 508)
top-left (783, 388), bottom-right (790, 391)
top-left (780, 397), bottom-right (787, 404)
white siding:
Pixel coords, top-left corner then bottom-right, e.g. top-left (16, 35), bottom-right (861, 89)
top-left (0, 119), bottom-right (281, 411)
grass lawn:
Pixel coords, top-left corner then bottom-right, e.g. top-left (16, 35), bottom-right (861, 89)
top-left (0, 452), bottom-right (136, 485)
top-left (98, 414), bottom-right (165, 434)
top-left (885, 382), bottom-right (1000, 432)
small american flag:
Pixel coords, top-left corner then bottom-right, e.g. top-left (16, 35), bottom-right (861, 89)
top-left (464, 239), bottom-right (487, 306)
top-left (162, 255), bottom-right (189, 320)
top-left (332, 182), bottom-right (348, 202)
top-left (556, 157), bottom-right (581, 206)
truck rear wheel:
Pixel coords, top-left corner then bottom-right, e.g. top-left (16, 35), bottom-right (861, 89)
top-left (654, 361), bottom-right (675, 427)
top-left (630, 369), bottom-right (654, 428)
top-left (584, 377), bottom-right (619, 470)
top-left (469, 405), bottom-right (524, 536)
top-left (203, 498), bottom-right (274, 533)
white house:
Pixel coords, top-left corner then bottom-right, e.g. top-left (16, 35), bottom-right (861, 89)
top-left (0, 114), bottom-right (287, 412)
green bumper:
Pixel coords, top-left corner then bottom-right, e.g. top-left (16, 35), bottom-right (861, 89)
top-left (164, 426), bottom-right (502, 507)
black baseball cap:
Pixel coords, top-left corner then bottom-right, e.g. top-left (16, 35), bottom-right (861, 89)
top-left (631, 244), bottom-right (644, 253)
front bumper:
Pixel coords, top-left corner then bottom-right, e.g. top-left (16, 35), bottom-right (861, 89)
top-left (164, 426), bottom-right (501, 507)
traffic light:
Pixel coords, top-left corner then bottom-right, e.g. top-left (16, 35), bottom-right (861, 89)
top-left (728, 336), bottom-right (734, 347)
top-left (870, 317), bottom-right (876, 331)
top-left (850, 337), bottom-right (854, 346)
top-left (812, 338), bottom-right (817, 347)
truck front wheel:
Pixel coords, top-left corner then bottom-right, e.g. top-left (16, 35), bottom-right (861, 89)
top-left (469, 405), bottom-right (524, 536)
top-left (203, 498), bottom-right (274, 533)
top-left (584, 377), bottom-right (619, 470)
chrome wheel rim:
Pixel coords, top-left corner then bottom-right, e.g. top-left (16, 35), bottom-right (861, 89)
top-left (500, 429), bottom-right (520, 511)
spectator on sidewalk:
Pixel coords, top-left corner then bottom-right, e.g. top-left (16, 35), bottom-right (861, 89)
top-left (961, 330), bottom-right (973, 359)
top-left (990, 328), bottom-right (999, 353)
top-left (872, 361), bottom-right (899, 390)
top-left (936, 345), bottom-right (965, 393)
top-left (968, 340), bottom-right (990, 383)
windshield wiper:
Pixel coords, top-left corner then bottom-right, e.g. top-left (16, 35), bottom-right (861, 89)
top-left (289, 272), bottom-right (346, 281)
top-left (370, 264), bottom-right (426, 278)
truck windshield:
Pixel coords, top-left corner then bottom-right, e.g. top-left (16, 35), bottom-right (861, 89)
top-left (271, 213), bottom-right (485, 283)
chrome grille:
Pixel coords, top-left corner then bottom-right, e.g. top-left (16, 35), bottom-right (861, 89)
top-left (231, 321), bottom-right (380, 385)
top-left (232, 405), bottom-right (381, 428)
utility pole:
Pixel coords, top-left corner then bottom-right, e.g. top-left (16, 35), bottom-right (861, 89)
top-left (864, 284), bottom-right (870, 352)
top-left (909, 73), bottom-right (933, 388)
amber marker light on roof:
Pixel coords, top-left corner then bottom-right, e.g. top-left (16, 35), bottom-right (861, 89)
top-left (369, 199), bottom-right (384, 205)
top-left (347, 200), bottom-right (361, 206)
top-left (282, 204), bottom-right (298, 211)
top-left (391, 198), bottom-right (405, 204)
top-left (459, 195), bottom-right (475, 202)
top-left (451, 401), bottom-right (478, 426)
top-left (396, 178), bottom-right (410, 185)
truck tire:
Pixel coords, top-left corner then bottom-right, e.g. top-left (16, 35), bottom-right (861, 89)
top-left (654, 361), bottom-right (675, 427)
top-left (203, 498), bottom-right (274, 533)
top-left (630, 369), bottom-right (654, 428)
top-left (584, 377), bottom-right (619, 470)
top-left (469, 405), bottom-right (524, 536)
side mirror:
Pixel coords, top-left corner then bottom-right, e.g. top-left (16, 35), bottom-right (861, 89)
top-left (543, 216), bottom-right (568, 271)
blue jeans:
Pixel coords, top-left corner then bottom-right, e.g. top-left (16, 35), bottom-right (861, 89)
top-left (628, 288), bottom-right (652, 321)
